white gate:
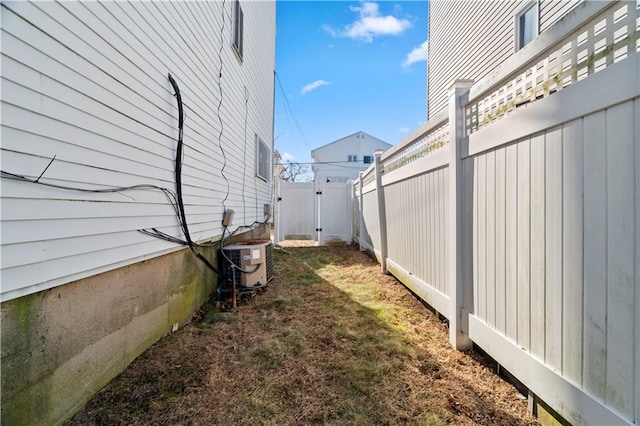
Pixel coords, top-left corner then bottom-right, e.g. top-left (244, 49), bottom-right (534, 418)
top-left (275, 181), bottom-right (352, 245)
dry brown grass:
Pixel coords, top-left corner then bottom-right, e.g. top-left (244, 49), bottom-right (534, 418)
top-left (68, 242), bottom-right (538, 425)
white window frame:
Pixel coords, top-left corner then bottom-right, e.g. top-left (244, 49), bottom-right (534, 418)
top-left (347, 155), bottom-right (357, 162)
top-left (515, 1), bottom-right (538, 51)
top-left (256, 134), bottom-right (270, 182)
top-left (232, 0), bottom-right (244, 61)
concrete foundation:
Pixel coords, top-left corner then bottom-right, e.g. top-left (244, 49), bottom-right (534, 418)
top-left (0, 225), bottom-right (268, 425)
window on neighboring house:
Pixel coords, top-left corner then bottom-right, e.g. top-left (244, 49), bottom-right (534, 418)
top-left (363, 155), bottom-right (373, 164)
top-left (232, 0), bottom-right (244, 60)
top-left (347, 155), bottom-right (357, 162)
top-left (516, 3), bottom-right (537, 50)
top-left (256, 135), bottom-right (270, 181)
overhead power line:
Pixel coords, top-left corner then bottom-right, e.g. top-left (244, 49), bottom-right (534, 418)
top-left (275, 71), bottom-right (311, 151)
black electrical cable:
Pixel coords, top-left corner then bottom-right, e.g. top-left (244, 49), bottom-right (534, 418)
top-left (167, 73), bottom-right (223, 279)
top-left (2, 171), bottom-right (175, 197)
top-left (168, 74), bottom-right (191, 245)
top-left (242, 85), bottom-right (249, 224)
top-left (1, 79), bottom-right (227, 278)
top-left (217, 0), bottom-right (231, 212)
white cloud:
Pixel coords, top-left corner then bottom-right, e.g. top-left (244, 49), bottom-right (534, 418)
top-left (324, 2), bottom-right (412, 43)
top-left (300, 79), bottom-right (331, 95)
top-left (398, 127), bottom-right (410, 134)
top-left (403, 40), bottom-right (428, 68)
top-left (281, 152), bottom-right (294, 162)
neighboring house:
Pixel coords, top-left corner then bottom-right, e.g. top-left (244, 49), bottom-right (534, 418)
top-left (0, 1), bottom-right (275, 425)
top-left (311, 131), bottom-right (392, 182)
top-left (427, 0), bottom-right (582, 118)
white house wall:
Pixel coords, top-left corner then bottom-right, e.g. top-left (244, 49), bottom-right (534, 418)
top-left (312, 132), bottom-right (391, 182)
top-left (427, 0), bottom-right (582, 118)
top-left (539, 0), bottom-right (582, 32)
top-left (0, 1), bottom-right (276, 301)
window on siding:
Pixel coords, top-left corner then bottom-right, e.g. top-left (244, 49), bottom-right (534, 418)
top-left (232, 0), bottom-right (244, 60)
top-left (256, 135), bottom-right (270, 181)
top-left (516, 3), bottom-right (537, 50)
top-left (363, 155), bottom-right (373, 164)
top-left (347, 155), bottom-right (357, 162)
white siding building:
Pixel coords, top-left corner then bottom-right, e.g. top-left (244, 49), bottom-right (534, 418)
top-left (427, 0), bottom-right (582, 118)
top-left (0, 1), bottom-right (275, 424)
top-left (311, 131), bottom-right (392, 182)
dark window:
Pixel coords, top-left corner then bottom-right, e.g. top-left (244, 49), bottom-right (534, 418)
top-left (256, 135), bottom-right (270, 181)
top-left (518, 4), bottom-right (536, 49)
top-left (363, 155), bottom-right (373, 164)
top-left (232, 1), bottom-right (244, 59)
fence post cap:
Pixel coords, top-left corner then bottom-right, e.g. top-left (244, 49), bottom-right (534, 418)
top-left (448, 79), bottom-right (475, 92)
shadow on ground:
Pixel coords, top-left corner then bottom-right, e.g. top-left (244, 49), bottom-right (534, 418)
top-left (68, 244), bottom-right (537, 425)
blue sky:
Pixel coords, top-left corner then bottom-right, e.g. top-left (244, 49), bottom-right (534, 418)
top-left (274, 1), bottom-right (429, 165)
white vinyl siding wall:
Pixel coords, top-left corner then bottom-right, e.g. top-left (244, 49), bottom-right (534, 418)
top-left (0, 1), bottom-right (275, 301)
top-left (427, 0), bottom-right (581, 118)
top-left (312, 132), bottom-right (391, 183)
top-left (539, 0), bottom-right (582, 32)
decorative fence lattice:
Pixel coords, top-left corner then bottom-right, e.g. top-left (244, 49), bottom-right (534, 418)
top-left (465, 1), bottom-right (640, 134)
top-left (382, 120), bottom-right (449, 174)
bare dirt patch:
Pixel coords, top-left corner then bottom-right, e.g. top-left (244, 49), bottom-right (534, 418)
top-left (68, 243), bottom-right (538, 425)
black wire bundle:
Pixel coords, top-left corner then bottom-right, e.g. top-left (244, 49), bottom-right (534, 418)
top-left (1, 68), bottom-right (274, 286)
top-left (155, 73), bottom-right (223, 278)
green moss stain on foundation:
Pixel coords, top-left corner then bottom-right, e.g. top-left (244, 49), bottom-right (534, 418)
top-left (168, 247), bottom-right (219, 329)
top-left (1, 226), bottom-right (267, 426)
top-left (1, 293), bottom-right (50, 426)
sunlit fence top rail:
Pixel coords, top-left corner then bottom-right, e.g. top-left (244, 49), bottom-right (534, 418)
top-left (362, 166), bottom-right (376, 187)
top-left (381, 109), bottom-right (449, 174)
top-left (465, 1), bottom-right (639, 135)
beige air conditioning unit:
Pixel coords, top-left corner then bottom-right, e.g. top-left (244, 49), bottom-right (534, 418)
top-left (222, 240), bottom-right (273, 289)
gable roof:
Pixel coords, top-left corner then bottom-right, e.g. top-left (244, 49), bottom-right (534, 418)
top-left (311, 131), bottom-right (392, 154)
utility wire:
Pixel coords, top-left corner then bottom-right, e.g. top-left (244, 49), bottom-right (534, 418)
top-left (217, 0), bottom-right (230, 212)
top-left (275, 71), bottom-right (311, 151)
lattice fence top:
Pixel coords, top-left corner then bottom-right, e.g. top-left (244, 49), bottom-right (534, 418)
top-left (466, 1), bottom-right (639, 135)
top-left (362, 170), bottom-right (376, 186)
top-left (382, 120), bottom-right (450, 174)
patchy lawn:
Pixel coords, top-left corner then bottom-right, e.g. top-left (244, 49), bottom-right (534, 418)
top-left (68, 242), bottom-right (538, 425)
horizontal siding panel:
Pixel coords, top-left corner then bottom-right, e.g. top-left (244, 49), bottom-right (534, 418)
top-left (427, 0), bottom-right (581, 118)
top-left (540, 0), bottom-right (581, 32)
top-left (428, 0), bottom-right (527, 117)
top-left (0, 198), bottom-right (218, 222)
top-left (1, 230), bottom-right (164, 270)
top-left (1, 239), bottom-right (181, 294)
top-left (1, 1), bottom-right (275, 300)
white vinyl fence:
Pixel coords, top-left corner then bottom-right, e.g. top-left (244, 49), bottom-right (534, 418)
top-left (353, 2), bottom-right (639, 424)
top-left (275, 181), bottom-right (351, 245)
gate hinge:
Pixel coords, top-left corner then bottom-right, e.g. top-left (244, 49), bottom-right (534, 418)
top-left (316, 228), bottom-right (322, 232)
top-left (316, 191), bottom-right (322, 195)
